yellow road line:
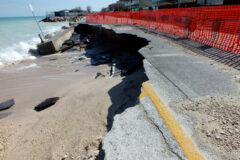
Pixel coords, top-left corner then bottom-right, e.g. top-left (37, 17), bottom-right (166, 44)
top-left (139, 90), bottom-right (148, 99)
top-left (140, 82), bottom-right (204, 160)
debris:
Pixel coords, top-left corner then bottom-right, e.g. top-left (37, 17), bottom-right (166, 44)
top-left (95, 72), bottom-right (105, 79)
top-left (206, 132), bottom-right (211, 137)
top-left (78, 56), bottom-right (87, 61)
top-left (110, 63), bottom-right (121, 77)
top-left (37, 28), bottom-right (74, 55)
top-left (222, 119), bottom-right (227, 124)
top-left (215, 135), bottom-right (221, 140)
top-left (29, 49), bottom-right (39, 56)
top-left (97, 137), bottom-right (103, 142)
top-left (34, 97), bottom-right (59, 112)
top-left (84, 146), bottom-right (89, 152)
top-left (63, 40), bottom-right (74, 46)
top-left (49, 58), bottom-right (57, 61)
top-left (61, 44), bottom-right (74, 53)
top-left (93, 150), bottom-right (99, 156)
top-left (62, 26), bottom-right (69, 30)
top-left (0, 99), bottom-right (15, 111)
top-left (44, 33), bottom-right (54, 39)
top-left (75, 69), bottom-right (79, 72)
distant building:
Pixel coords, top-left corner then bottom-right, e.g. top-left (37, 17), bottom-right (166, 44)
top-left (54, 9), bottom-right (86, 17)
top-left (46, 11), bottom-right (55, 18)
top-left (54, 10), bottom-right (69, 17)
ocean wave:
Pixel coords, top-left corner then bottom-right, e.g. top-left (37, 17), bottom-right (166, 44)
top-left (0, 38), bottom-right (39, 67)
top-left (0, 24), bottom-right (67, 68)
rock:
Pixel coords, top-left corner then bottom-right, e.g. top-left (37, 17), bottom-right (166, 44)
top-left (206, 132), bottom-right (211, 137)
top-left (97, 137), bottom-right (103, 142)
top-left (78, 56), bottom-right (86, 61)
top-left (0, 143), bottom-right (4, 151)
top-left (62, 26), bottom-right (69, 30)
top-left (93, 150), bottom-right (99, 156)
top-left (69, 22), bottom-right (75, 26)
top-left (95, 72), bottom-right (105, 79)
top-left (215, 135), bottom-right (221, 140)
top-left (42, 16), bottom-right (67, 22)
top-left (222, 119), bottom-right (227, 124)
top-left (45, 33), bottom-right (54, 39)
top-left (61, 154), bottom-right (68, 160)
top-left (29, 49), bottom-right (39, 55)
top-left (228, 129), bottom-right (233, 134)
top-left (235, 129), bottom-right (239, 133)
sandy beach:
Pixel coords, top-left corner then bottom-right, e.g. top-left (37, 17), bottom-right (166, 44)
top-left (0, 49), bottom-right (143, 160)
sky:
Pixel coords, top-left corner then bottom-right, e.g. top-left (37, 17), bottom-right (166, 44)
top-left (0, 0), bottom-right (118, 17)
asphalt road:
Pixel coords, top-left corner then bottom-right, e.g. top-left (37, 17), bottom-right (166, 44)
top-left (99, 24), bottom-right (240, 160)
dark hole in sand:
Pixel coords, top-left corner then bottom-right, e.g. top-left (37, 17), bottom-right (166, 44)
top-left (34, 97), bottom-right (60, 112)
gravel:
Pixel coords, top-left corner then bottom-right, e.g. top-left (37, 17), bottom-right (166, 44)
top-left (172, 95), bottom-right (240, 159)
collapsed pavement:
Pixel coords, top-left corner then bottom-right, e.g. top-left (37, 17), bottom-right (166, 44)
top-left (29, 22), bottom-right (240, 159)
top-left (99, 24), bottom-right (240, 160)
top-left (75, 24), bottom-right (149, 76)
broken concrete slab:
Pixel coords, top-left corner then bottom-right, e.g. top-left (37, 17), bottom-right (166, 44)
top-left (0, 99), bottom-right (15, 111)
top-left (95, 72), bottom-right (105, 79)
top-left (34, 97), bottom-right (59, 112)
top-left (37, 28), bottom-right (74, 55)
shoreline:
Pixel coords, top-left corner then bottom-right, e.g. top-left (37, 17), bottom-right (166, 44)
top-left (0, 17), bottom-right (70, 68)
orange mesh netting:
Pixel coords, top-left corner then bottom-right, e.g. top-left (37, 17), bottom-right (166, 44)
top-left (87, 5), bottom-right (240, 54)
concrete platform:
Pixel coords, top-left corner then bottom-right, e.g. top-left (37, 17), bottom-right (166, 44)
top-left (37, 28), bottom-right (74, 55)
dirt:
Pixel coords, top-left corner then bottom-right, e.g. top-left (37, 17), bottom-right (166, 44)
top-left (171, 95), bottom-right (240, 159)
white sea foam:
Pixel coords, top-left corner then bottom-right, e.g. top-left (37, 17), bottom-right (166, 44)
top-left (0, 23), bottom-right (66, 67)
top-left (17, 63), bottom-right (39, 71)
top-left (0, 38), bottom-right (39, 66)
top-left (0, 62), bottom-right (3, 68)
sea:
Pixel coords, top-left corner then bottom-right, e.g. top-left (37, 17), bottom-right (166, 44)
top-left (0, 16), bottom-right (68, 67)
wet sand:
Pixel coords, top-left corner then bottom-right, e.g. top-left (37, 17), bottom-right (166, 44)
top-left (0, 51), bottom-right (123, 160)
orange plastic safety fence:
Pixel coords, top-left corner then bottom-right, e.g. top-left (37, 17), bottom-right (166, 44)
top-left (86, 5), bottom-right (240, 54)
